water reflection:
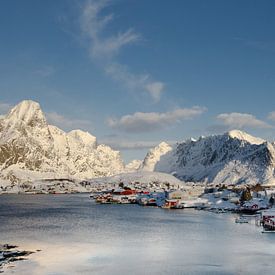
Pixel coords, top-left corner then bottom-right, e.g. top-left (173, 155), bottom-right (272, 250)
top-left (1, 194), bottom-right (275, 274)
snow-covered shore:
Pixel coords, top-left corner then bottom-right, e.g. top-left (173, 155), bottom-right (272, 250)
top-left (0, 171), bottom-right (190, 194)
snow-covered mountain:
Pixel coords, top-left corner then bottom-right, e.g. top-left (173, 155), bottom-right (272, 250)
top-left (139, 142), bottom-right (172, 171)
top-left (0, 100), bottom-right (124, 186)
top-left (141, 130), bottom-right (275, 186)
top-left (125, 159), bottom-right (142, 172)
top-left (1, 100), bottom-right (274, 192)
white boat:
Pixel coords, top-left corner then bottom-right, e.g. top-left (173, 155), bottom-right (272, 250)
top-left (235, 217), bottom-right (248, 224)
top-left (262, 230), bottom-right (275, 233)
top-left (215, 209), bottom-right (226, 214)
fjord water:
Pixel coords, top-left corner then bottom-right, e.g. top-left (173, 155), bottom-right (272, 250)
top-left (1, 194), bottom-right (275, 275)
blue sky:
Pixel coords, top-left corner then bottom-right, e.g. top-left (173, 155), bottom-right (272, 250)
top-left (1, 0), bottom-right (275, 162)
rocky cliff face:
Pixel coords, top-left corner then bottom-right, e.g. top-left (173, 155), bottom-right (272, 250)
top-left (0, 100), bottom-right (124, 185)
top-left (142, 130), bottom-right (275, 185)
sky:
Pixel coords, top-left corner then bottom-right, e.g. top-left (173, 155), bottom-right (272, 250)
top-left (1, 0), bottom-right (275, 163)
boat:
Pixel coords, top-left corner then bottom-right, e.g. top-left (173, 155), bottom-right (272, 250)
top-left (235, 216), bottom-right (248, 223)
top-left (100, 200), bottom-right (112, 204)
top-left (173, 201), bottom-right (185, 209)
top-left (262, 215), bottom-right (275, 231)
top-left (146, 198), bottom-right (158, 206)
top-left (242, 214), bottom-right (258, 217)
top-left (138, 197), bottom-right (149, 206)
top-left (161, 199), bottom-right (179, 209)
top-left (120, 197), bottom-right (130, 204)
top-left (238, 199), bottom-right (269, 214)
top-left (216, 209), bottom-right (226, 214)
top-left (262, 230), bottom-right (275, 233)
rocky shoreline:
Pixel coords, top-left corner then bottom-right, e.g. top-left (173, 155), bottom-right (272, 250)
top-left (0, 244), bottom-right (35, 273)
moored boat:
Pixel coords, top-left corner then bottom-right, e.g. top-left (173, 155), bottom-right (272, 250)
top-left (235, 216), bottom-right (248, 223)
top-left (162, 199), bottom-right (179, 209)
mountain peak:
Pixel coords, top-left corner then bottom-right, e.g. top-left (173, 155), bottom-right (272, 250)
top-left (68, 129), bottom-right (97, 148)
top-left (0, 99), bottom-right (124, 184)
top-left (6, 100), bottom-right (47, 128)
top-left (226, 129), bottom-right (265, 145)
top-left (157, 141), bottom-right (170, 148)
top-left (140, 141), bottom-right (172, 172)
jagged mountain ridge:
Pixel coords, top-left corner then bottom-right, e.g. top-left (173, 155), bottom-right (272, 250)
top-left (141, 130), bottom-right (275, 185)
top-left (0, 100), bottom-right (124, 184)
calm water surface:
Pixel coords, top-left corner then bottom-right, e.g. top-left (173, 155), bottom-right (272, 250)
top-left (0, 194), bottom-right (275, 275)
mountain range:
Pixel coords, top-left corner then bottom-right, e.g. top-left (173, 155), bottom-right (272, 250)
top-left (140, 130), bottom-right (275, 186)
top-left (0, 100), bottom-right (274, 191)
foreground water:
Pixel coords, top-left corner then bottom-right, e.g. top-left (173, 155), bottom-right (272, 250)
top-left (0, 194), bottom-right (275, 275)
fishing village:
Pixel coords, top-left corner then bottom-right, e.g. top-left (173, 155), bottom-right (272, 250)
top-left (89, 180), bottom-right (275, 233)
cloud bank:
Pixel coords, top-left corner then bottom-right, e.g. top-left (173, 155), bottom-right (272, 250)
top-left (217, 112), bottom-right (271, 129)
top-left (100, 139), bottom-right (164, 150)
top-left (46, 112), bottom-right (92, 131)
top-left (107, 106), bottom-right (206, 133)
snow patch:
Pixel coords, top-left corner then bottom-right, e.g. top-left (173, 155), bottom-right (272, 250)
top-left (227, 129), bottom-right (265, 145)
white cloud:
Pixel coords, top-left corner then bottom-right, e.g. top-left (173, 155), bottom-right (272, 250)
top-left (105, 63), bottom-right (165, 102)
top-left (80, 0), bottom-right (164, 102)
top-left (105, 63), bottom-right (149, 90)
top-left (93, 29), bottom-right (140, 58)
top-left (268, 111), bottom-right (275, 121)
top-left (217, 112), bottom-right (271, 129)
top-left (100, 137), bottom-right (176, 150)
top-left (100, 139), bottom-right (160, 150)
top-left (80, 0), bottom-right (140, 58)
top-left (81, 0), bottom-right (112, 40)
top-left (205, 124), bottom-right (229, 134)
top-left (46, 112), bottom-right (92, 131)
top-left (107, 106), bottom-right (207, 133)
top-left (145, 82), bottom-right (164, 103)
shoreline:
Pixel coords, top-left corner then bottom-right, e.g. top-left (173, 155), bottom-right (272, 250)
top-left (0, 244), bottom-right (36, 273)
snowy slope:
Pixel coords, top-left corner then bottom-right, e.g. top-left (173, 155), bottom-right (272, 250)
top-left (149, 131), bottom-right (275, 185)
top-left (140, 142), bottom-right (172, 171)
top-left (227, 130), bottom-right (265, 145)
top-left (0, 100), bottom-right (124, 186)
top-left (86, 171), bottom-right (185, 187)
